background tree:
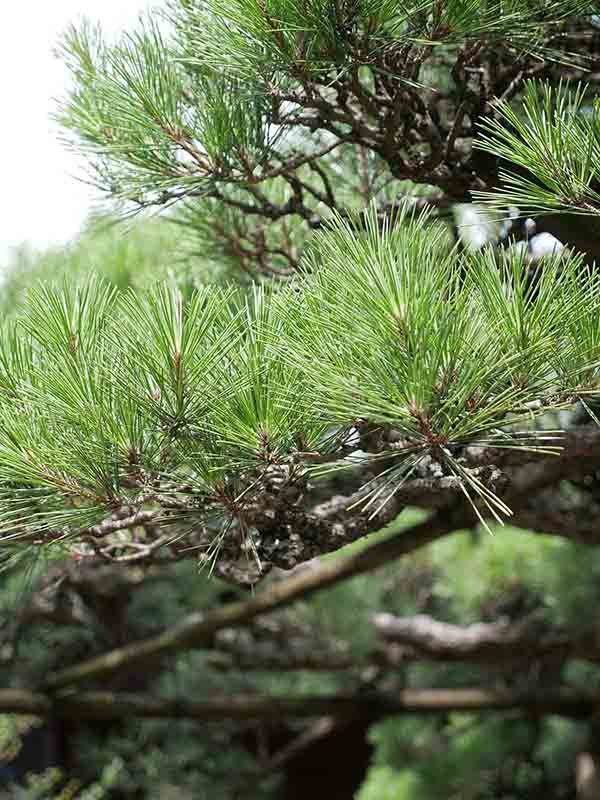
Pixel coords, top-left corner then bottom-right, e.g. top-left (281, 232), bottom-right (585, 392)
top-left (3, 2), bottom-right (600, 798)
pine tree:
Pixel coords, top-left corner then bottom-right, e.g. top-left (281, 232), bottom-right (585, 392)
top-left (3, 2), bottom-right (600, 798)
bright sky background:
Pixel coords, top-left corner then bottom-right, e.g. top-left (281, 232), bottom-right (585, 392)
top-left (0, 2), bottom-right (151, 260)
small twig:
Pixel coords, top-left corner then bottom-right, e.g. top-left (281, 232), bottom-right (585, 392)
top-left (84, 509), bottom-right (162, 539)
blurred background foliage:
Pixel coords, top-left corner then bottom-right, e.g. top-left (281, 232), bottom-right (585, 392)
top-left (0, 211), bottom-right (217, 311)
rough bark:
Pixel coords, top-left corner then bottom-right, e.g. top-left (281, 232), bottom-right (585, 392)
top-left (373, 613), bottom-right (600, 664)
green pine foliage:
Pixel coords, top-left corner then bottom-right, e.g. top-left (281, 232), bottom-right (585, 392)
top-left (1, 203), bottom-right (599, 565)
top-left (5, 1), bottom-right (600, 798)
top-left (53, 0), bottom-right (599, 274)
top-left (475, 80), bottom-right (600, 217)
top-left (359, 713), bottom-right (585, 799)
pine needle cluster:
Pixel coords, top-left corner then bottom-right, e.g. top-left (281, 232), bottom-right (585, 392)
top-left (1, 204), bottom-right (599, 565)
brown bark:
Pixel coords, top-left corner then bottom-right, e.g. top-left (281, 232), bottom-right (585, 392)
top-left (1, 687), bottom-right (598, 721)
top-left (373, 613), bottom-right (600, 664)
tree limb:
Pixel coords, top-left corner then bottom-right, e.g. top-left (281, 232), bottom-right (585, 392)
top-left (2, 686), bottom-right (599, 721)
top-left (372, 612), bottom-right (600, 664)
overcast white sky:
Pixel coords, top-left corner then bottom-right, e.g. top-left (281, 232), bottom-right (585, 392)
top-left (0, 2), bottom-right (151, 259)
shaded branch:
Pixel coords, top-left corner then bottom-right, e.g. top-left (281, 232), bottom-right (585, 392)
top-left (3, 686), bottom-right (600, 721)
top-left (372, 612), bottom-right (600, 664)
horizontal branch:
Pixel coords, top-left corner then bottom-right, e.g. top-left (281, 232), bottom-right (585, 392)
top-left (372, 613), bottom-right (596, 663)
top-left (2, 686), bottom-right (599, 721)
top-left (470, 426), bottom-right (600, 479)
top-left (268, 424), bottom-right (600, 569)
top-left (510, 506), bottom-right (600, 546)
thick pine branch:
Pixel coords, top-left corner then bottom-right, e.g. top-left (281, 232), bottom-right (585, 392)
top-left (1, 687), bottom-right (598, 720)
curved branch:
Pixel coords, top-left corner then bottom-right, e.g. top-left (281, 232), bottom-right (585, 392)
top-left (372, 612), bottom-right (597, 663)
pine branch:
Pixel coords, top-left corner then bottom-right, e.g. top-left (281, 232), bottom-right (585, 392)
top-left (475, 80), bottom-right (600, 217)
top-left (372, 612), bottom-right (590, 663)
top-left (3, 212), bottom-right (600, 577)
top-left (56, 3), bottom-right (600, 222)
top-left (1, 686), bottom-right (598, 720)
